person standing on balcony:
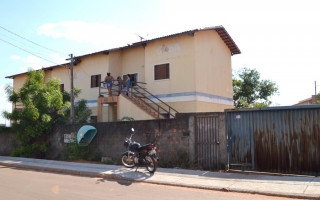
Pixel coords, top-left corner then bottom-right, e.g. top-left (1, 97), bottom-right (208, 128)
top-left (104, 72), bottom-right (114, 96)
top-left (117, 76), bottom-right (123, 95)
top-left (125, 74), bottom-right (131, 96)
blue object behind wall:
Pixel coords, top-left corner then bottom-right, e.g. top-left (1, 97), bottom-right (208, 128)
top-left (77, 125), bottom-right (97, 146)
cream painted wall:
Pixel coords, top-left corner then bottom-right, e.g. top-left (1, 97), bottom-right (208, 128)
top-left (12, 75), bottom-right (27, 92)
top-left (194, 30), bottom-right (233, 99)
top-left (157, 101), bottom-right (197, 113)
top-left (158, 101), bottom-right (233, 113)
top-left (109, 51), bottom-right (122, 79)
top-left (44, 70), bottom-right (52, 83)
top-left (145, 34), bottom-right (196, 95)
top-left (118, 95), bottom-right (154, 120)
top-left (195, 101), bottom-right (233, 112)
top-left (49, 66), bottom-right (70, 91)
top-left (120, 46), bottom-right (145, 83)
top-left (72, 54), bottom-right (109, 101)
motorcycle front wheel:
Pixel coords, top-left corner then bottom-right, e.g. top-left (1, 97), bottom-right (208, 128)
top-left (145, 155), bottom-right (157, 173)
top-left (121, 154), bottom-right (135, 168)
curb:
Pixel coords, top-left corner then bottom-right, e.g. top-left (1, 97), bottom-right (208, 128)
top-left (0, 161), bottom-right (120, 180)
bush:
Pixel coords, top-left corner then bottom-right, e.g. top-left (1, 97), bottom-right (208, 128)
top-left (64, 140), bottom-right (100, 161)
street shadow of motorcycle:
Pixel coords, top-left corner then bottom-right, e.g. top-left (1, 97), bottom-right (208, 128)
top-left (96, 168), bottom-right (154, 186)
top-left (96, 178), bottom-right (133, 186)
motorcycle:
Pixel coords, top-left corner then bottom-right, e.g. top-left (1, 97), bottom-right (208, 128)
top-left (121, 128), bottom-right (159, 173)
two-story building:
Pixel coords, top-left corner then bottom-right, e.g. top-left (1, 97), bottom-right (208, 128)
top-left (6, 26), bottom-right (241, 122)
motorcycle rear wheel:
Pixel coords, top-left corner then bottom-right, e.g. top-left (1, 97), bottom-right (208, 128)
top-left (121, 155), bottom-right (135, 168)
top-left (145, 155), bottom-right (157, 173)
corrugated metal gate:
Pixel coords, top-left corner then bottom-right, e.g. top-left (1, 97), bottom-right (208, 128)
top-left (195, 115), bottom-right (221, 170)
top-left (226, 105), bottom-right (320, 175)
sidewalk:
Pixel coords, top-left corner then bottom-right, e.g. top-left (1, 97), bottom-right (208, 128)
top-left (0, 156), bottom-right (319, 199)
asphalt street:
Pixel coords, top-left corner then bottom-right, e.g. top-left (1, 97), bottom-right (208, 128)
top-left (0, 166), bottom-right (305, 200)
top-left (0, 156), bottom-right (319, 199)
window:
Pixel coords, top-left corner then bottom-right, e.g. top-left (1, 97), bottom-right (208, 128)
top-left (154, 63), bottom-right (169, 80)
top-left (123, 73), bottom-right (138, 86)
top-left (90, 116), bottom-right (97, 123)
top-left (60, 84), bottom-right (64, 92)
top-left (91, 74), bottom-right (101, 88)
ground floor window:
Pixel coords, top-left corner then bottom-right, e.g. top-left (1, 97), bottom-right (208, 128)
top-left (60, 84), bottom-right (64, 92)
top-left (90, 116), bottom-right (97, 123)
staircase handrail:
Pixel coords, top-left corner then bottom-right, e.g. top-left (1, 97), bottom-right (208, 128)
top-left (98, 80), bottom-right (178, 118)
top-left (130, 85), bottom-right (166, 118)
top-left (131, 82), bottom-right (178, 118)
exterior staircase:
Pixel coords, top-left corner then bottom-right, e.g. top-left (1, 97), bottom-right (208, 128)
top-left (125, 83), bottom-right (178, 119)
top-left (122, 95), bottom-right (166, 119)
top-left (98, 81), bottom-right (178, 121)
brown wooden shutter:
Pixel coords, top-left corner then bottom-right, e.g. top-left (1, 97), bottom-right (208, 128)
top-left (155, 64), bottom-right (169, 80)
top-left (91, 75), bottom-right (96, 88)
top-left (97, 74), bottom-right (101, 87)
top-left (60, 84), bottom-right (64, 92)
top-left (91, 74), bottom-right (101, 88)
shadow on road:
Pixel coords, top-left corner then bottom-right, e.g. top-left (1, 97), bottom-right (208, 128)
top-left (96, 178), bottom-right (133, 186)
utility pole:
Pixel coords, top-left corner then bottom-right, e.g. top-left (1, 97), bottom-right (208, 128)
top-left (315, 81), bottom-right (317, 97)
top-left (69, 54), bottom-right (75, 124)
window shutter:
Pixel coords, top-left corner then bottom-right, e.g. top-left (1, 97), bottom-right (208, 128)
top-left (155, 64), bottom-right (169, 80)
top-left (91, 74), bottom-right (101, 88)
top-left (91, 75), bottom-right (96, 88)
top-left (60, 84), bottom-right (64, 92)
top-left (97, 74), bottom-right (101, 87)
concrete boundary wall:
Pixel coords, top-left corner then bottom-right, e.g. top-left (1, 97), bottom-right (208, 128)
top-left (0, 112), bottom-right (228, 170)
top-left (0, 131), bottom-right (17, 156)
top-left (48, 112), bottom-right (227, 169)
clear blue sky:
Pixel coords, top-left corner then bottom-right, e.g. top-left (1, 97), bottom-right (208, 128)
top-left (1, 0), bottom-right (320, 125)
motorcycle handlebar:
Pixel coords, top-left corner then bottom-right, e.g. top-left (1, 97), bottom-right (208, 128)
top-left (128, 133), bottom-right (134, 141)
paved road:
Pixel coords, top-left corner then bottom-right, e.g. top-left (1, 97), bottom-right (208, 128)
top-left (0, 166), bottom-right (305, 200)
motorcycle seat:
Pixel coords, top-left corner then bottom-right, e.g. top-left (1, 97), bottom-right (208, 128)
top-left (139, 144), bottom-right (153, 151)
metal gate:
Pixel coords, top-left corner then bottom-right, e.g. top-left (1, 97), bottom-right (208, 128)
top-left (195, 115), bottom-right (221, 170)
top-left (226, 105), bottom-right (320, 175)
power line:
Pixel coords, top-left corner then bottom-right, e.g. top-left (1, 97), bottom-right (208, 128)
top-left (0, 25), bottom-right (74, 82)
top-left (0, 31), bottom-right (57, 56)
top-left (0, 37), bottom-right (60, 65)
top-left (0, 25), bottom-right (68, 56)
top-left (0, 33), bottom-right (61, 60)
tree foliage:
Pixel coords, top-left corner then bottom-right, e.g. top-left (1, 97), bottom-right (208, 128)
top-left (56, 88), bottom-right (91, 124)
top-left (4, 70), bottom-right (66, 157)
top-left (4, 70), bottom-right (91, 158)
top-left (233, 68), bottom-right (279, 108)
top-left (316, 93), bottom-right (320, 104)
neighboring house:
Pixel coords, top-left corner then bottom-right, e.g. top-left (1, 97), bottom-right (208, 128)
top-left (295, 95), bottom-right (318, 105)
top-left (6, 26), bottom-right (241, 122)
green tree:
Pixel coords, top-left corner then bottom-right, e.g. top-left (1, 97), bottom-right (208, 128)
top-left (316, 93), bottom-right (320, 104)
top-left (3, 70), bottom-right (67, 158)
top-left (233, 68), bottom-right (279, 108)
top-left (4, 70), bottom-right (92, 157)
top-left (56, 88), bottom-right (92, 124)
